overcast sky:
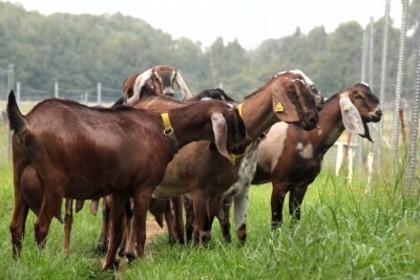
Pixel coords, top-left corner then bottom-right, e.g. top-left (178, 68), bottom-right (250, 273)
top-left (5, 0), bottom-right (404, 49)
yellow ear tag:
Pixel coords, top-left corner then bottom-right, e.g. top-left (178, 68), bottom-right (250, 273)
top-left (343, 104), bottom-right (351, 111)
top-left (275, 102), bottom-right (284, 112)
top-left (229, 154), bottom-right (238, 165)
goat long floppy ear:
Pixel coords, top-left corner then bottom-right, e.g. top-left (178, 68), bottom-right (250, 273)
top-left (210, 113), bottom-right (231, 162)
top-left (127, 68), bottom-right (154, 105)
top-left (271, 80), bottom-right (300, 122)
top-left (174, 71), bottom-right (192, 100)
top-left (339, 96), bottom-right (365, 135)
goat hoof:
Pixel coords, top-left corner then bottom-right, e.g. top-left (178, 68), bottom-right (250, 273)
top-left (125, 252), bottom-right (136, 263)
top-left (96, 243), bottom-right (108, 254)
top-left (102, 258), bottom-right (120, 271)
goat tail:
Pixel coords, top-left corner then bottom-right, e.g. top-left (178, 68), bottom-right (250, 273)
top-left (7, 90), bottom-right (26, 133)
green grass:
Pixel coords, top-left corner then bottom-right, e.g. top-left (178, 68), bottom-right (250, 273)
top-left (0, 121), bottom-right (419, 279)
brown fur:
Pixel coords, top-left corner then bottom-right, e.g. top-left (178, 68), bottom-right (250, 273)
top-left (7, 89), bottom-right (249, 270)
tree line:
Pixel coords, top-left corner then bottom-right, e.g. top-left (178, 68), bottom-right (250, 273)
top-left (0, 1), bottom-right (419, 101)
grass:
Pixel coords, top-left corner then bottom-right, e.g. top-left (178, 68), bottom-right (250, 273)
top-left (0, 120), bottom-right (419, 279)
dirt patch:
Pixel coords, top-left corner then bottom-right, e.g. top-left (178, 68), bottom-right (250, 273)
top-left (146, 214), bottom-right (166, 243)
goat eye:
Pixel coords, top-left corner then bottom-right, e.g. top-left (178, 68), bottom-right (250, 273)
top-left (354, 94), bottom-right (362, 99)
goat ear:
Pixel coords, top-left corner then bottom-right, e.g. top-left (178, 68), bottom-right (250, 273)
top-left (210, 113), bottom-right (231, 162)
top-left (271, 81), bottom-right (300, 122)
top-left (174, 72), bottom-right (192, 100)
top-left (126, 69), bottom-right (153, 105)
top-left (339, 96), bottom-right (365, 135)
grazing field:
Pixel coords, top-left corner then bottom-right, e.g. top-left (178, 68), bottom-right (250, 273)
top-left (0, 120), bottom-right (419, 279)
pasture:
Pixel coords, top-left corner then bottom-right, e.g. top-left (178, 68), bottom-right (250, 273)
top-left (0, 115), bottom-right (419, 280)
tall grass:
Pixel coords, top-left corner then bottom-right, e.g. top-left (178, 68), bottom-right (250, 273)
top-left (0, 121), bottom-right (419, 279)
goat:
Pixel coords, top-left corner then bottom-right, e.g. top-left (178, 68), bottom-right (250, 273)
top-left (7, 87), bottom-right (249, 270)
top-left (214, 83), bottom-right (382, 241)
top-left (123, 64), bottom-right (192, 105)
top-left (16, 65), bottom-right (191, 254)
top-left (96, 88), bottom-right (236, 254)
top-left (118, 70), bottom-right (320, 259)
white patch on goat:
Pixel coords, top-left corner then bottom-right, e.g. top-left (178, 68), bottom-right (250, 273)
top-left (199, 97), bottom-right (212, 101)
top-left (317, 129), bottom-right (323, 136)
top-left (297, 143), bottom-right (313, 159)
top-left (257, 123), bottom-right (288, 172)
top-left (223, 142), bottom-right (259, 197)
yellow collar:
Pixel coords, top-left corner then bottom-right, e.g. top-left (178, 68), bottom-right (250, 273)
top-left (161, 112), bottom-right (179, 154)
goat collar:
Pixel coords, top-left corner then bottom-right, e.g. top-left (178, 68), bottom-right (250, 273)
top-left (161, 112), bottom-right (179, 154)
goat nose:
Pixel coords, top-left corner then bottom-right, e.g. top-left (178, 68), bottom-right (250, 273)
top-left (377, 109), bottom-right (383, 117)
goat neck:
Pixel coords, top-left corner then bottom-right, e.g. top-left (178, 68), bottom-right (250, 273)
top-left (239, 89), bottom-right (281, 141)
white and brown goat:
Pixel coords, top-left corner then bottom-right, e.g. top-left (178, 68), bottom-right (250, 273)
top-left (7, 86), bottom-right (249, 270)
top-left (214, 83), bottom-right (382, 241)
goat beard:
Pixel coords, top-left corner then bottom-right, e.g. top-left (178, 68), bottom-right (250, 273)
top-left (360, 121), bottom-right (373, 142)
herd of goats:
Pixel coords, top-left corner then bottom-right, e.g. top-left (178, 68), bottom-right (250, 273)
top-left (6, 65), bottom-right (382, 270)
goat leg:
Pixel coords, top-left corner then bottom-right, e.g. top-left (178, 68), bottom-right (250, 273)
top-left (183, 195), bottom-right (194, 243)
top-left (289, 183), bottom-right (309, 226)
top-left (192, 189), bottom-right (211, 245)
top-left (133, 187), bottom-right (154, 259)
top-left (96, 197), bottom-right (111, 254)
top-left (9, 191), bottom-right (29, 259)
top-left (216, 196), bottom-right (233, 243)
top-left (63, 198), bottom-right (73, 254)
top-left (102, 193), bottom-right (127, 270)
top-left (271, 181), bottom-right (289, 230)
top-left (233, 186), bottom-right (250, 243)
top-left (171, 196), bottom-right (185, 244)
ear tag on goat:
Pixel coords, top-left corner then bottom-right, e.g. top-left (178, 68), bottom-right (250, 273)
top-left (229, 153), bottom-right (238, 166)
top-left (343, 103), bottom-right (351, 111)
top-left (275, 102), bottom-right (284, 112)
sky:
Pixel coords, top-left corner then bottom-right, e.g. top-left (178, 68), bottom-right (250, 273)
top-left (5, 0), bottom-right (404, 50)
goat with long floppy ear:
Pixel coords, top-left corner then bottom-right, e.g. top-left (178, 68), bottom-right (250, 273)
top-left (339, 95), bottom-right (365, 136)
top-left (126, 65), bottom-right (192, 105)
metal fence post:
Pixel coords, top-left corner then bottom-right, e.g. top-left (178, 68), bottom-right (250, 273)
top-left (54, 82), bottom-right (59, 98)
top-left (97, 82), bottom-right (102, 105)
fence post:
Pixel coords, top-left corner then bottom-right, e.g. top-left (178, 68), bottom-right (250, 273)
top-left (405, 37), bottom-right (420, 193)
top-left (391, 0), bottom-right (409, 168)
top-left (54, 82), bottom-right (59, 98)
top-left (97, 82), bottom-right (102, 105)
top-left (376, 0), bottom-right (391, 170)
top-left (359, 29), bottom-right (368, 175)
top-left (16, 82), bottom-right (20, 103)
top-left (7, 64), bottom-right (13, 92)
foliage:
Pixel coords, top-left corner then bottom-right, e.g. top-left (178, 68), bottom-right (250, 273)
top-left (0, 1), bottom-right (418, 101)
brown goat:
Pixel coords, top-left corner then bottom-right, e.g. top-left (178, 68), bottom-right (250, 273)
top-left (118, 70), bottom-right (320, 258)
top-left (16, 65), bottom-right (192, 254)
top-left (7, 87), bottom-right (249, 270)
top-left (251, 83), bottom-right (382, 227)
